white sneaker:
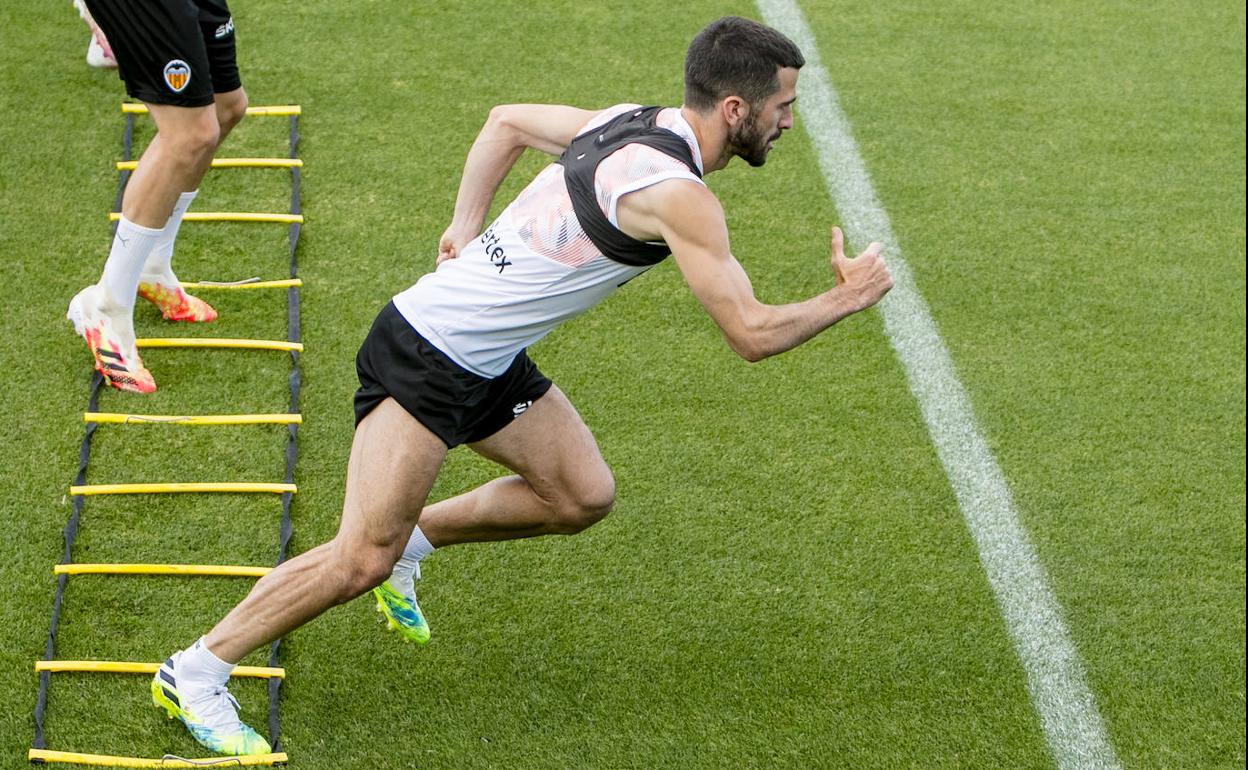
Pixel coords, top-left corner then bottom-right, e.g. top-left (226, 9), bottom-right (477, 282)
top-left (151, 651), bottom-right (272, 756)
top-left (67, 284), bottom-right (155, 393)
top-left (74, 0), bottom-right (118, 69)
top-left (85, 37), bottom-right (117, 69)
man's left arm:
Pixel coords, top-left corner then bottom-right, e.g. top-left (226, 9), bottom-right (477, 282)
top-left (635, 181), bottom-right (893, 361)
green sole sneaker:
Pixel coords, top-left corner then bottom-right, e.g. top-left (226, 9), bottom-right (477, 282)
top-left (151, 654), bottom-right (272, 756)
top-left (373, 579), bottom-right (431, 644)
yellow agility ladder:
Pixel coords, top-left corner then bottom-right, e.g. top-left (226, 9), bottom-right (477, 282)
top-left (32, 104), bottom-right (306, 766)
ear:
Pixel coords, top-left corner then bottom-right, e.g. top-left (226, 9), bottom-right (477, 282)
top-left (720, 95), bottom-right (750, 128)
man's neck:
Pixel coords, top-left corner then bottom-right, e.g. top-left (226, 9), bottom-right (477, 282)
top-left (680, 105), bottom-right (732, 174)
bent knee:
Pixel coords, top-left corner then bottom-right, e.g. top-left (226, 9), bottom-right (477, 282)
top-left (166, 115), bottom-right (221, 160)
top-left (216, 92), bottom-right (248, 132)
top-left (327, 544), bottom-right (394, 601)
top-left (551, 470), bottom-right (615, 534)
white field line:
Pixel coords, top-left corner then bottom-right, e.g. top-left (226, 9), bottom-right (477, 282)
top-left (754, 2), bottom-right (1122, 768)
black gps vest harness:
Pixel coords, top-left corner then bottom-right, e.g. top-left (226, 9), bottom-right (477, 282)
top-left (557, 106), bottom-right (703, 267)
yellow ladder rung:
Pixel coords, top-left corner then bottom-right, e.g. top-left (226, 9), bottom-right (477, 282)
top-left (181, 278), bottom-right (302, 290)
top-left (122, 102), bottom-right (300, 116)
top-left (117, 158), bottom-right (303, 171)
top-left (69, 482), bottom-right (297, 496)
top-left (135, 338), bottom-right (303, 352)
top-left (35, 660), bottom-right (283, 678)
top-left (243, 104), bottom-right (301, 116)
top-left (29, 749), bottom-right (289, 768)
top-left (54, 563), bottom-right (274, 577)
top-left (109, 212), bottom-right (303, 224)
top-left (84, 413), bottom-right (302, 426)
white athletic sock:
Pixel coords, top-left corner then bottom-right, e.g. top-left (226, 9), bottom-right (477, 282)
top-left (143, 189), bottom-right (198, 282)
top-left (100, 216), bottom-right (163, 311)
top-left (390, 525), bottom-right (435, 594)
top-left (175, 636), bottom-right (235, 688)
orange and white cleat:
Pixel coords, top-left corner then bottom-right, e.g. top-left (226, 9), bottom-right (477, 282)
top-left (138, 280), bottom-right (218, 323)
top-left (67, 285), bottom-right (156, 394)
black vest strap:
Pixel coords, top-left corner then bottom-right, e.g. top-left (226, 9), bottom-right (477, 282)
top-left (557, 106), bottom-right (703, 267)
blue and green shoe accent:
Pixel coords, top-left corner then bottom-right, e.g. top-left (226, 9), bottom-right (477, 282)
top-left (151, 657), bottom-right (272, 756)
top-left (373, 579), bottom-right (431, 644)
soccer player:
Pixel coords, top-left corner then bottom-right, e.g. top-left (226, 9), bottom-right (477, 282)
top-left (151, 16), bottom-right (893, 755)
top-left (67, 0), bottom-right (248, 393)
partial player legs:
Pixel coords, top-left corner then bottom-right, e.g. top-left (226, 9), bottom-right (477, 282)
top-left (376, 385), bottom-right (614, 643)
top-left (206, 397), bottom-right (447, 662)
top-left (157, 398), bottom-right (447, 753)
top-left (135, 89), bottom-right (248, 323)
top-left (71, 95), bottom-right (251, 390)
top-left (125, 103), bottom-right (221, 227)
top-left (425, 385), bottom-right (616, 545)
top-left (69, 103), bottom-right (220, 391)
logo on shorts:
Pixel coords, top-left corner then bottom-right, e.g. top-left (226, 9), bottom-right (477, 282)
top-left (163, 60), bottom-right (191, 93)
top-left (215, 18), bottom-right (234, 39)
top-left (512, 400), bottom-right (533, 416)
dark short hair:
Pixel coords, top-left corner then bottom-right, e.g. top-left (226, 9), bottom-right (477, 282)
top-left (684, 16), bottom-right (805, 111)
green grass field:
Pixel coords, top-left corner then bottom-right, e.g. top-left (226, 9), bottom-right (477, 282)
top-left (1, 1), bottom-right (1243, 768)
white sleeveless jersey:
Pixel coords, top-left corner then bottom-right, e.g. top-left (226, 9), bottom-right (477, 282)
top-left (392, 104), bottom-right (705, 377)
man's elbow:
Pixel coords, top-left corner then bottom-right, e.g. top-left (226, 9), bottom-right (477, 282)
top-left (725, 331), bottom-right (770, 363)
top-left (486, 105), bottom-right (511, 132)
top-left (485, 105), bottom-right (557, 155)
top-left (484, 105), bottom-right (524, 143)
top-left (737, 346), bottom-right (768, 363)
top-left (717, 310), bottom-right (777, 362)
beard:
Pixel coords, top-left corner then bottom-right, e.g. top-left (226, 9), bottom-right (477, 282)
top-left (727, 110), bottom-right (779, 168)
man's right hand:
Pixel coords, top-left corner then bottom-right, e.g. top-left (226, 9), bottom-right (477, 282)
top-left (437, 222), bottom-right (478, 265)
top-left (830, 226), bottom-right (893, 312)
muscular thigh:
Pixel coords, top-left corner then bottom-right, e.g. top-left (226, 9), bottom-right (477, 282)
top-left (337, 397), bottom-right (448, 553)
top-left (468, 386), bottom-right (611, 501)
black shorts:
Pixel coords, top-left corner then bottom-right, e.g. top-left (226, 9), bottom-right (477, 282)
top-left (83, 0), bottom-right (242, 107)
top-left (354, 302), bottom-right (553, 448)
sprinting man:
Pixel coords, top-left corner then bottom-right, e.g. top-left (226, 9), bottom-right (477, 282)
top-left (151, 16), bottom-right (893, 755)
top-left (67, 0), bottom-right (248, 393)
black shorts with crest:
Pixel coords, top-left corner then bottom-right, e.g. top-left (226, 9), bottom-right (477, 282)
top-left (83, 0), bottom-right (241, 108)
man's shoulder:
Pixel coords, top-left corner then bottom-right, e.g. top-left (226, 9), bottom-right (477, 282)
top-left (618, 173), bottom-right (720, 232)
top-left (579, 103), bottom-right (648, 132)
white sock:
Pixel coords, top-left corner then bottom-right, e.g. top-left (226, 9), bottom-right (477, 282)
top-left (391, 525), bottom-right (435, 594)
top-left (101, 216), bottom-right (163, 311)
top-left (143, 189), bottom-right (198, 282)
top-left (175, 636), bottom-right (235, 688)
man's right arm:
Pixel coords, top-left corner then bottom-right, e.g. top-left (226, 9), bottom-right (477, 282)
top-left (438, 104), bottom-right (602, 263)
top-left (639, 181), bottom-right (893, 361)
